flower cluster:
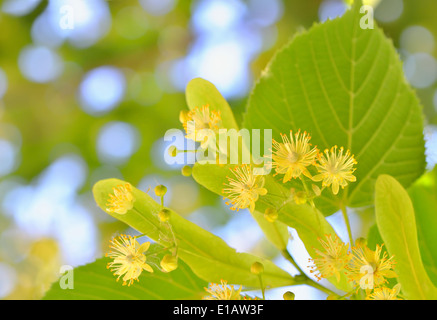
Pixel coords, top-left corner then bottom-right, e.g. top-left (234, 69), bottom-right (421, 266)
top-left (106, 184), bottom-right (135, 215)
top-left (313, 146), bottom-right (357, 195)
top-left (106, 235), bottom-right (153, 287)
top-left (222, 164), bottom-right (268, 213)
top-left (346, 242), bottom-right (397, 290)
top-left (105, 185), bottom-right (179, 286)
top-left (203, 280), bottom-right (243, 300)
top-left (270, 130), bottom-right (357, 196)
top-left (309, 234), bottom-right (351, 282)
top-left (366, 284), bottom-right (402, 300)
top-left (221, 129), bottom-right (357, 213)
top-left (270, 130), bottom-right (319, 182)
top-left (309, 235), bottom-right (399, 300)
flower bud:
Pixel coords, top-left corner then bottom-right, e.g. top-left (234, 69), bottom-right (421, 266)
top-left (264, 208), bottom-right (278, 222)
top-left (168, 146), bottom-right (178, 157)
top-left (158, 208), bottom-right (171, 222)
top-left (250, 262), bottom-right (264, 275)
top-left (181, 165), bottom-right (192, 177)
top-left (293, 191), bottom-right (307, 205)
top-left (160, 254), bottom-right (178, 272)
top-left (154, 185), bottom-right (167, 197)
top-left (283, 291), bottom-right (295, 300)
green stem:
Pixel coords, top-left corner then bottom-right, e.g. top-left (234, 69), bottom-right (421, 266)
top-left (266, 192), bottom-right (289, 199)
top-left (299, 176), bottom-right (321, 229)
top-left (258, 275), bottom-right (266, 300)
top-left (304, 277), bottom-right (339, 297)
top-left (340, 204), bottom-right (354, 245)
top-left (147, 245), bottom-right (174, 257)
top-left (282, 249), bottom-right (340, 298)
top-left (281, 249), bottom-right (305, 275)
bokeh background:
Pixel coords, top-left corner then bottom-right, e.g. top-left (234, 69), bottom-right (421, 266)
top-left (0, 0), bottom-right (436, 300)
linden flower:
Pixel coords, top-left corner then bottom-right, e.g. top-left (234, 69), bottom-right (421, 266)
top-left (309, 234), bottom-right (351, 282)
top-left (106, 235), bottom-right (153, 286)
top-left (312, 146), bottom-right (357, 195)
top-left (222, 164), bottom-right (267, 213)
top-left (366, 284), bottom-right (402, 300)
top-left (270, 130), bottom-right (319, 183)
top-left (346, 243), bottom-right (397, 289)
top-left (181, 105), bottom-right (222, 148)
top-left (106, 184), bottom-right (135, 215)
top-left (203, 280), bottom-right (242, 300)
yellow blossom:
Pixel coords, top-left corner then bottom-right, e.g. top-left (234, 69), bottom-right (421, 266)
top-left (269, 130), bottom-right (318, 183)
top-left (106, 184), bottom-right (135, 214)
top-left (222, 164), bottom-right (267, 212)
top-left (106, 235), bottom-right (153, 286)
top-left (181, 105), bottom-right (222, 147)
top-left (203, 280), bottom-right (242, 300)
top-left (312, 146), bottom-right (357, 195)
top-left (366, 284), bottom-right (402, 300)
top-left (346, 243), bottom-right (397, 290)
top-left (309, 234), bottom-right (351, 282)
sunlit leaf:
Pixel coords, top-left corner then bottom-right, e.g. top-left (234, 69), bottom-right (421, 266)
top-left (93, 179), bottom-right (295, 289)
top-left (43, 254), bottom-right (207, 300)
top-left (375, 174), bottom-right (437, 300)
top-left (408, 169), bottom-right (437, 286)
top-left (243, 3), bottom-right (426, 215)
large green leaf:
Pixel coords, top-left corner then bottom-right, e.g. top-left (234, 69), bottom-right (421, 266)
top-left (43, 255), bottom-right (207, 300)
top-left (375, 174), bottom-right (437, 300)
top-left (192, 163), bottom-right (351, 292)
top-left (408, 169), bottom-right (437, 286)
top-left (93, 179), bottom-right (295, 289)
top-left (243, 2), bottom-right (425, 215)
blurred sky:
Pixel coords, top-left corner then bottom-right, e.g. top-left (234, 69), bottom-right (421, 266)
top-left (0, 0), bottom-right (436, 300)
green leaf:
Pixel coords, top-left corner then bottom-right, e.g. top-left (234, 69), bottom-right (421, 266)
top-left (408, 169), bottom-right (437, 286)
top-left (243, 3), bottom-right (425, 215)
top-left (186, 78), bottom-right (239, 130)
top-left (192, 163), bottom-right (351, 292)
top-left (93, 179), bottom-right (295, 289)
top-left (367, 224), bottom-right (384, 250)
top-left (375, 174), bottom-right (437, 300)
top-left (43, 255), bottom-right (208, 300)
